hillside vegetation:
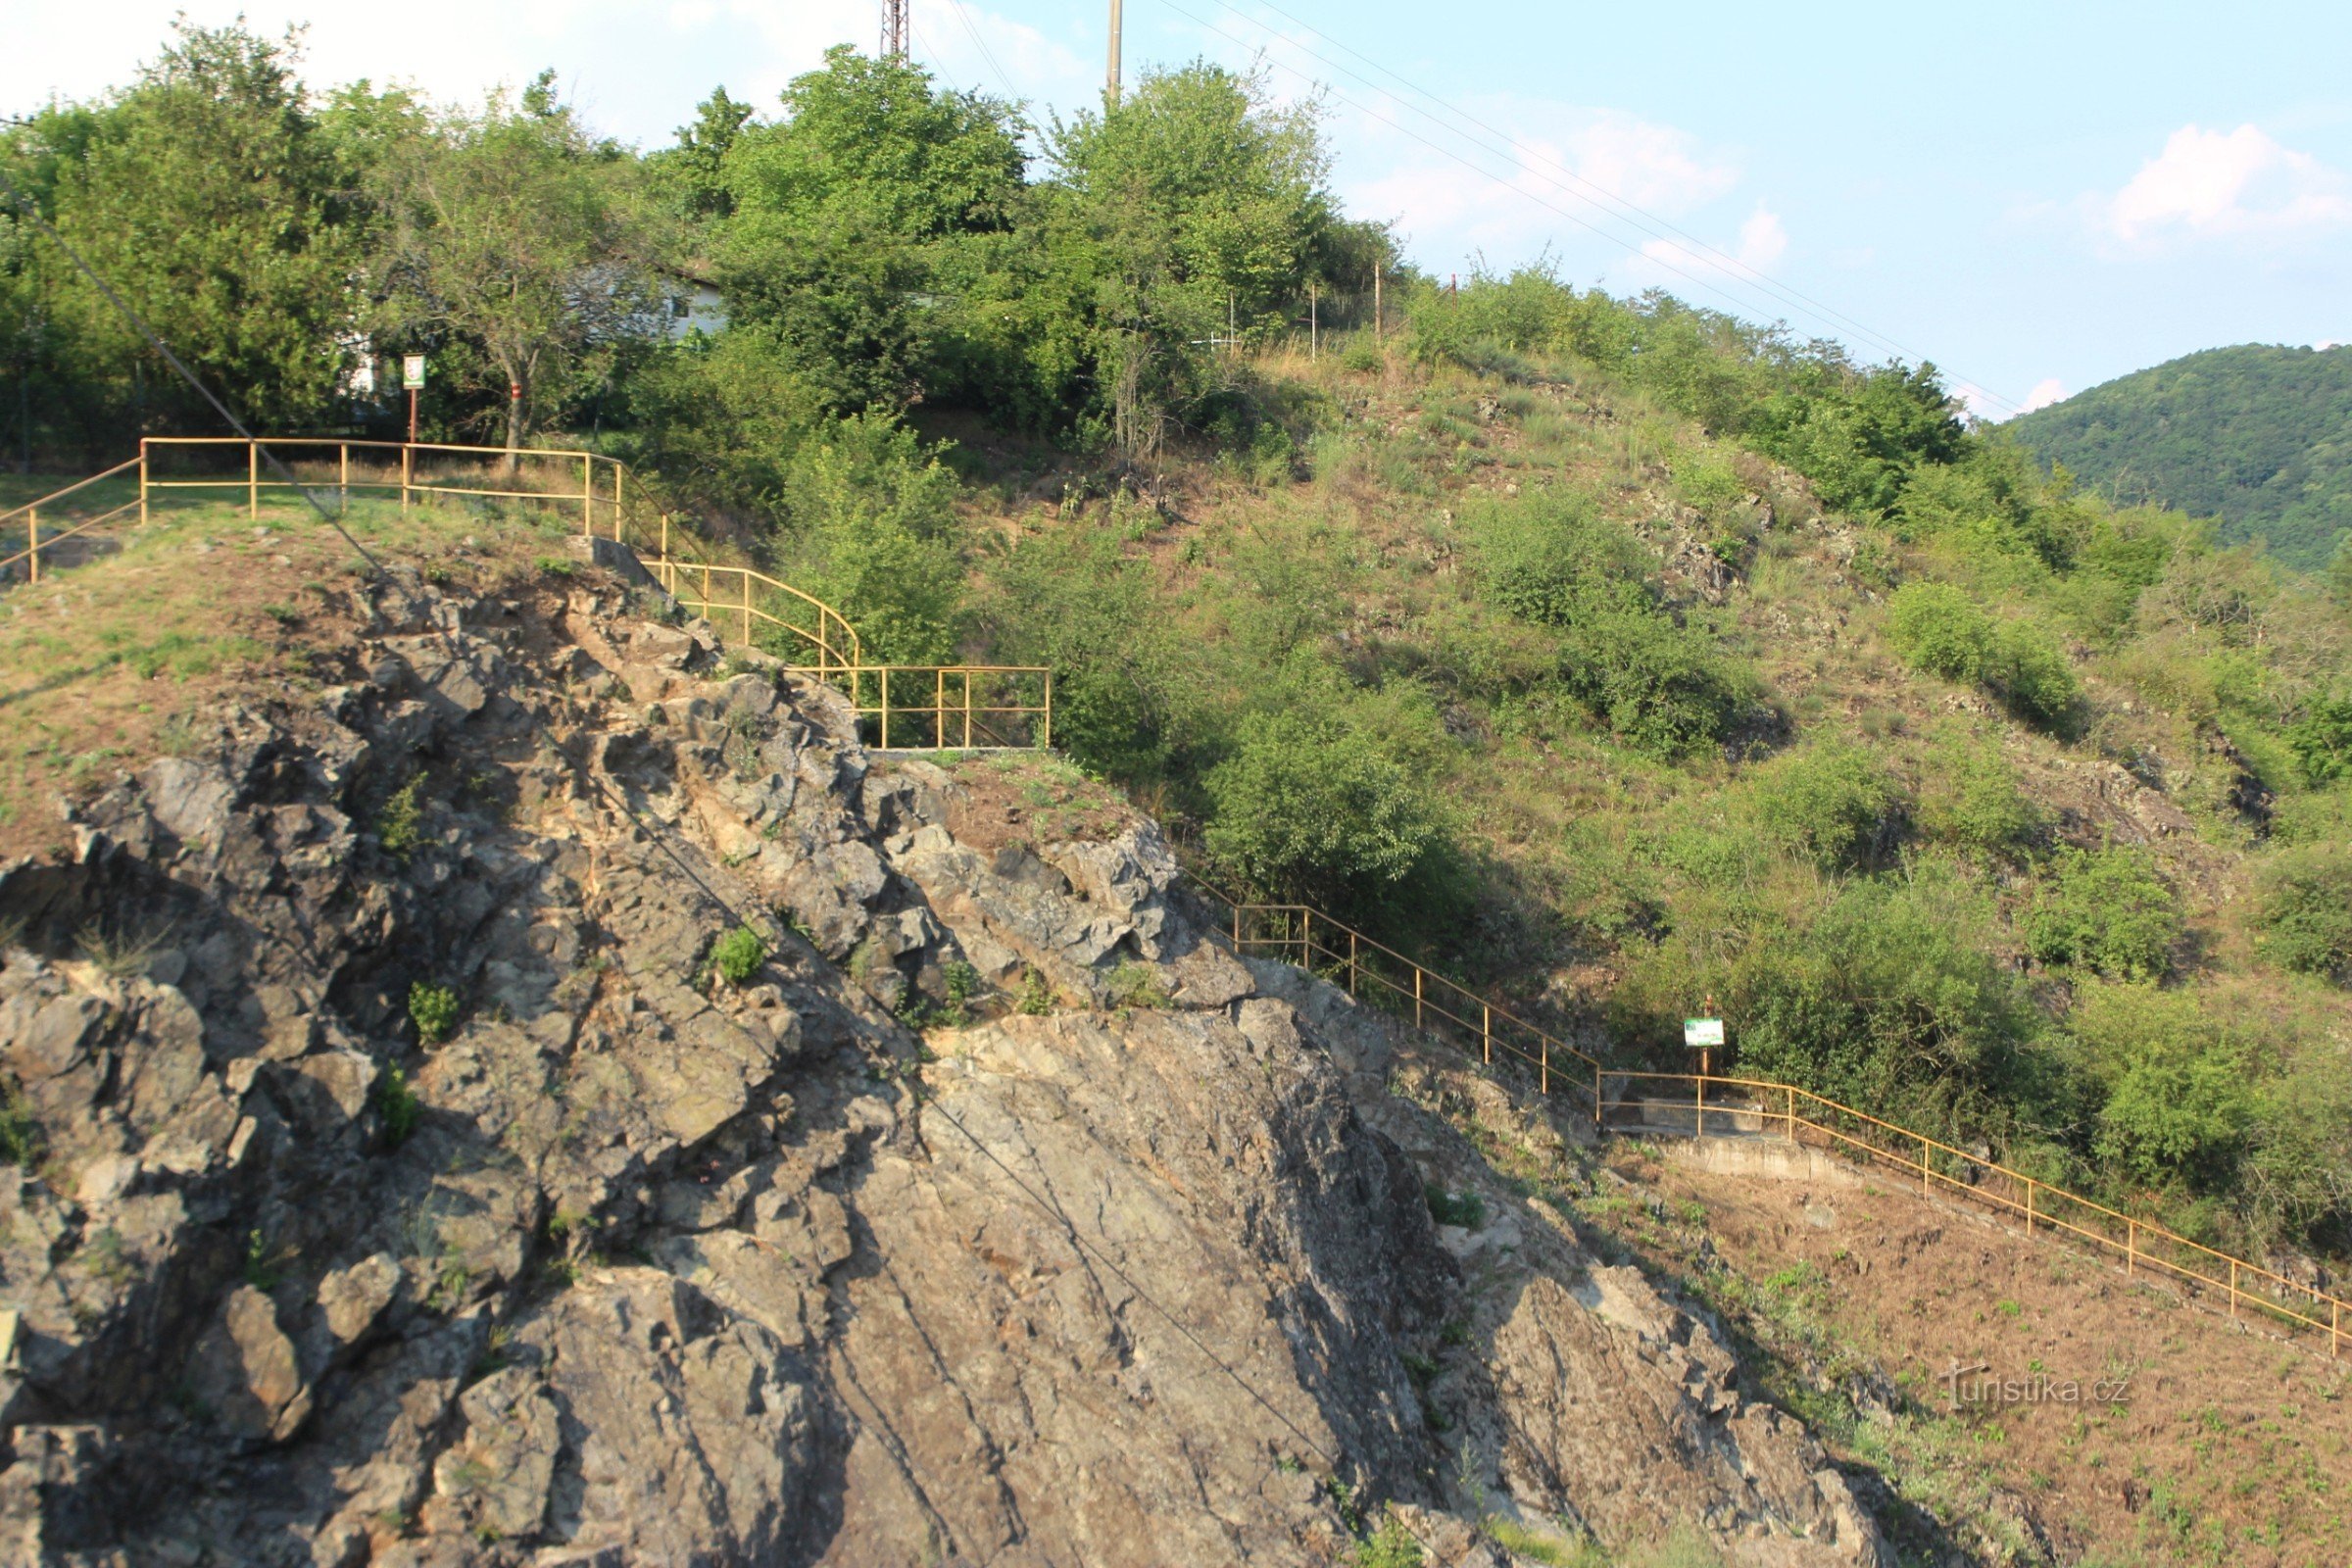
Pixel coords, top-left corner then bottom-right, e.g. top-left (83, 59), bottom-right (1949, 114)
top-left (8, 19), bottom-right (2352, 1351)
top-left (2008, 343), bottom-right (2352, 571)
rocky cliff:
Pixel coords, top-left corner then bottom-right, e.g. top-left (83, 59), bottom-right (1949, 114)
top-left (0, 560), bottom-right (1887, 1566)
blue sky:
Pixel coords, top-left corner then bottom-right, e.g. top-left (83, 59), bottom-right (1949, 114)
top-left (9, 1), bottom-right (2349, 417)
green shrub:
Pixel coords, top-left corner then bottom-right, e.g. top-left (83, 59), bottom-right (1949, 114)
top-left (1918, 743), bottom-right (2042, 854)
top-left (2252, 845), bottom-right (2352, 980)
top-left (1886, 582), bottom-right (1994, 681)
top-left (408, 981), bottom-right (461, 1046)
top-left (2287, 693), bottom-right (2352, 786)
top-left (2025, 849), bottom-right (2182, 981)
top-left (1353, 1510), bottom-right (1425, 1568)
top-left (1987, 620), bottom-right (2082, 728)
top-left (375, 1065), bottom-right (421, 1147)
top-left (1204, 710), bottom-right (1442, 908)
top-left (1750, 744), bottom-right (1897, 869)
top-left (1102, 960), bottom-right (1172, 1010)
top-left (2072, 984), bottom-right (2254, 1193)
top-left (1424, 1184), bottom-right (1486, 1228)
top-left (708, 923), bottom-right (768, 987)
top-left (0, 1077), bottom-right (38, 1166)
top-left (1015, 968), bottom-right (1055, 1015)
top-left (1340, 337), bottom-right (1385, 374)
top-left (377, 775), bottom-right (427, 863)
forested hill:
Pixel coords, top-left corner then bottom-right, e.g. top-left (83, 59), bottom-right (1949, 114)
top-left (2007, 343), bottom-right (2352, 570)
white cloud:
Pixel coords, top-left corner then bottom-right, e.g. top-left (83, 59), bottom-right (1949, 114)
top-left (1627, 202), bottom-right (1787, 291)
top-left (2019, 377), bottom-right (2066, 414)
top-left (2105, 123), bottom-right (2352, 243)
top-left (1339, 101), bottom-right (1740, 270)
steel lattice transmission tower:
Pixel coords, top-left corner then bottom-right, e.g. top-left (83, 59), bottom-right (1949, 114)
top-left (881, 0), bottom-right (909, 59)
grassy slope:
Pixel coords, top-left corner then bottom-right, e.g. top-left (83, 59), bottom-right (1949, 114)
top-left (2007, 344), bottom-right (2352, 570)
top-left (945, 341), bottom-right (2352, 1250)
top-left (0, 487), bottom-right (588, 858)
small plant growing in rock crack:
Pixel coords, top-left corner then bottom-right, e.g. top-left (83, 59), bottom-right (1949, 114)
top-left (533, 556), bottom-right (579, 580)
top-left (0, 1076), bottom-right (41, 1167)
top-left (409, 981), bottom-right (461, 1047)
top-left (243, 1228), bottom-right (293, 1291)
top-left (375, 1066), bottom-right (422, 1146)
top-left (75, 916), bottom-right (172, 978)
top-left (1102, 960), bottom-right (1171, 1010)
top-left (427, 1249), bottom-right (474, 1312)
top-left (1352, 1508), bottom-right (1425, 1568)
top-left (1423, 1185), bottom-right (1486, 1229)
top-left (86, 1226), bottom-right (137, 1287)
top-left (1015, 968), bottom-right (1055, 1016)
top-left (937, 960), bottom-right (983, 1027)
top-left (704, 924), bottom-right (768, 989)
top-left (376, 775), bottom-right (427, 863)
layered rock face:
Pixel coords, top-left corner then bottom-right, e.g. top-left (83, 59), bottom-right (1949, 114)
top-left (0, 566), bottom-right (1886, 1566)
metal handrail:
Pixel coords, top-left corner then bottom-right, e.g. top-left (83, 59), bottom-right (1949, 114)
top-left (1195, 880), bottom-right (2347, 1360)
top-left (0, 457), bottom-right (141, 527)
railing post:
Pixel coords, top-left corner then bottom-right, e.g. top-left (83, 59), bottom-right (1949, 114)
top-left (1593, 1062), bottom-right (1603, 1131)
top-left (339, 443), bottom-right (350, 513)
top-left (138, 438), bottom-right (149, 525)
top-left (881, 666), bottom-right (891, 751)
top-left (582, 454), bottom-right (592, 535)
top-left (2230, 1259), bottom-right (2239, 1319)
top-left (1232, 903), bottom-right (1243, 952)
top-left (2335, 1298), bottom-right (2342, 1360)
top-left (1348, 931), bottom-right (1358, 997)
top-left (1299, 909), bottom-right (1311, 967)
top-left (963, 670), bottom-right (974, 749)
top-left (2128, 1219), bottom-right (2136, 1276)
top-left (1920, 1136), bottom-right (1931, 1195)
top-left (742, 571), bottom-right (752, 647)
top-left (1042, 670), bottom-right (1054, 750)
top-left (2025, 1179), bottom-right (2035, 1236)
top-left (25, 509), bottom-right (36, 584)
top-left (248, 441), bottom-right (259, 519)
top-left (702, 563), bottom-right (711, 620)
top-left (1481, 1003), bottom-right (1491, 1066)
top-left (401, 443), bottom-right (413, 513)
top-left (1540, 1036), bottom-right (1548, 1096)
top-left (614, 464), bottom-right (625, 542)
top-left (1696, 1073), bottom-right (1705, 1139)
top-left (1413, 967), bottom-right (1423, 1028)
top-left (1785, 1085), bottom-right (1795, 1141)
top-left (936, 668), bottom-right (947, 751)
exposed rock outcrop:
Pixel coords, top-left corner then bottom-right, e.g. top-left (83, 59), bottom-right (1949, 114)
top-left (0, 565), bottom-right (1886, 1565)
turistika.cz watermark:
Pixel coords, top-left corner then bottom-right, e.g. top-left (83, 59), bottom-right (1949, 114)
top-left (1939, 1360), bottom-right (2132, 1411)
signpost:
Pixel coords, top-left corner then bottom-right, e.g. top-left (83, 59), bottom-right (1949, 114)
top-left (402, 355), bottom-right (426, 443)
top-left (1684, 999), bottom-right (1725, 1079)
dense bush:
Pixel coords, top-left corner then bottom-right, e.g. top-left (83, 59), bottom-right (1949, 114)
top-left (1750, 744), bottom-right (1897, 869)
top-left (1917, 742), bottom-right (2042, 855)
top-left (2071, 984), bottom-right (2255, 1194)
top-left (2252, 845), bottom-right (2352, 981)
top-left (1204, 710), bottom-right (1442, 910)
top-left (1886, 582), bottom-right (1994, 680)
top-left (1472, 492), bottom-right (1749, 755)
top-left (2287, 693), bottom-right (2352, 785)
top-left (2025, 848), bottom-right (2182, 980)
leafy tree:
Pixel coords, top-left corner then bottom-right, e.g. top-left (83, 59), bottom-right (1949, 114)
top-left (769, 416), bottom-right (962, 663)
top-left (716, 47), bottom-right (1023, 415)
top-left (2286, 692), bottom-right (2352, 785)
top-left (2025, 848), bottom-right (2182, 981)
top-left (1045, 61), bottom-right (1334, 451)
top-left (33, 22), bottom-right (358, 437)
top-left (371, 72), bottom-right (662, 459)
top-left (659, 86), bottom-right (754, 221)
top-left (1918, 742), bottom-right (2043, 855)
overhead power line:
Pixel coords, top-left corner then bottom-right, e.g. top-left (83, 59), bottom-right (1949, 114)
top-left (1156, 0), bottom-right (2029, 418)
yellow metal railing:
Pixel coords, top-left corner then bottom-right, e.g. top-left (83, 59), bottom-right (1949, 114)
top-left (1196, 881), bottom-right (2349, 1360)
top-left (12, 436), bottom-right (1051, 748)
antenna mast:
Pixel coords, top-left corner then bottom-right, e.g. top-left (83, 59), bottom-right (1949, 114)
top-left (882, 0), bottom-right (909, 59)
top-left (1106, 0), bottom-right (1123, 103)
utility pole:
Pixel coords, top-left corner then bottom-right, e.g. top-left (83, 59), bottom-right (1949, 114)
top-left (882, 0), bottom-right (908, 60)
top-left (1106, 0), bottom-right (1123, 103)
